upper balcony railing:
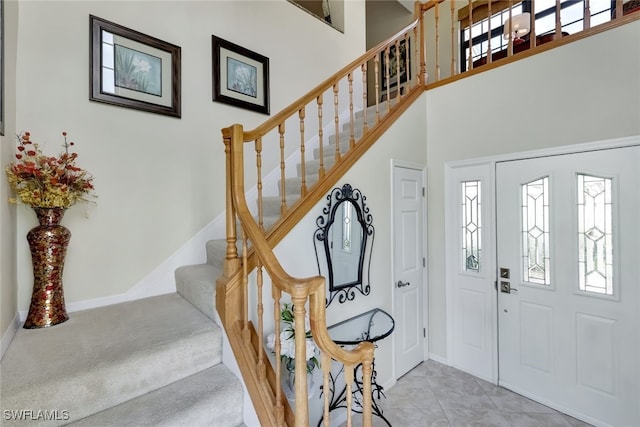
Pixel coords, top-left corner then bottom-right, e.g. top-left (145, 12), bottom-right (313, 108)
top-left (424, 0), bottom-right (640, 86)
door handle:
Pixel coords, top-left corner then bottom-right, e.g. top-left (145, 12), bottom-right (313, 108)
top-left (396, 280), bottom-right (410, 288)
top-left (500, 281), bottom-right (518, 294)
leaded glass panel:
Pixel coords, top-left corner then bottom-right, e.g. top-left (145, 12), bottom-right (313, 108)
top-left (578, 174), bottom-right (613, 295)
top-left (521, 177), bottom-right (551, 285)
top-left (462, 181), bottom-right (482, 272)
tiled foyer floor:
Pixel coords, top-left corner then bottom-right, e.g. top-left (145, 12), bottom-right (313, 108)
top-left (343, 359), bottom-right (594, 427)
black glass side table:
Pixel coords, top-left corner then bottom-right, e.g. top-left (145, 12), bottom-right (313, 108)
top-left (318, 308), bottom-right (395, 426)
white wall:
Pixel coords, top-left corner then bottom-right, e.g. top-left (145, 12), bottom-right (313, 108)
top-left (425, 20), bottom-right (640, 360)
top-left (269, 96), bottom-right (428, 421)
top-left (1, 0), bottom-right (19, 353)
top-left (1, 0), bottom-right (365, 337)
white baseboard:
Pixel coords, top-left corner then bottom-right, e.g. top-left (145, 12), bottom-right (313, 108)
top-left (17, 212), bottom-right (227, 321)
top-left (1, 312), bottom-right (20, 361)
top-left (427, 352), bottom-right (449, 366)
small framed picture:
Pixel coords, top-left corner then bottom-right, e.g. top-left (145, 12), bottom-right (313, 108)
top-left (212, 35), bottom-right (270, 115)
top-left (90, 15), bottom-right (181, 118)
top-left (381, 39), bottom-right (411, 91)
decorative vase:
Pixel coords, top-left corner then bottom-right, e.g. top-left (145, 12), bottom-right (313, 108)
top-left (284, 369), bottom-right (315, 400)
top-left (23, 207), bottom-right (71, 329)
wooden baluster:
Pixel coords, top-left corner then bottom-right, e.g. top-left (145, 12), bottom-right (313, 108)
top-left (241, 228), bottom-right (250, 343)
top-left (345, 363), bottom-right (354, 427)
top-left (530, 1), bottom-right (536, 50)
top-left (322, 352), bottom-right (332, 427)
top-left (507, 0), bottom-right (514, 57)
top-left (412, 26), bottom-right (419, 87)
top-left (403, 33), bottom-right (410, 92)
top-left (317, 95), bottom-right (326, 179)
top-left (450, 0), bottom-right (456, 75)
top-left (584, 0), bottom-right (591, 30)
top-left (292, 299), bottom-right (309, 425)
top-left (298, 108), bottom-right (307, 197)
top-left (361, 63), bottom-right (368, 133)
top-left (435, 0), bottom-right (441, 81)
top-left (382, 46), bottom-right (391, 104)
top-left (555, 0), bottom-right (561, 36)
top-left (222, 129), bottom-right (239, 277)
top-left (348, 72), bottom-right (355, 149)
top-left (256, 262), bottom-right (265, 381)
top-left (333, 84), bottom-right (341, 162)
top-left (361, 358), bottom-right (373, 427)
top-left (374, 55), bottom-right (381, 121)
top-left (394, 40), bottom-right (401, 103)
top-left (273, 290), bottom-right (284, 426)
top-left (467, 0), bottom-right (473, 71)
top-left (487, 0), bottom-right (493, 64)
top-left (278, 123), bottom-right (287, 216)
top-left (384, 46), bottom-right (391, 108)
top-left (255, 138), bottom-right (264, 231)
top-left (615, 0), bottom-right (623, 19)
top-left (418, 2), bottom-right (427, 84)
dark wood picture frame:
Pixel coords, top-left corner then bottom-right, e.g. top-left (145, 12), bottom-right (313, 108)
top-left (90, 15), bottom-right (181, 118)
top-left (212, 35), bottom-right (270, 115)
top-left (380, 39), bottom-right (411, 91)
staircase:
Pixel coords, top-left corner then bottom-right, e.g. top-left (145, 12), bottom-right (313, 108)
top-left (0, 293), bottom-right (244, 427)
top-left (1, 7), bottom-right (426, 425)
top-left (174, 99), bottom-right (395, 324)
top-left (0, 99), bottom-right (396, 427)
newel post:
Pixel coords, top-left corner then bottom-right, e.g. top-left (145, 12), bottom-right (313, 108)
top-left (222, 125), bottom-right (242, 277)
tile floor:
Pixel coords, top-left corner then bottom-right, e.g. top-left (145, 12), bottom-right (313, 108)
top-left (343, 359), bottom-right (594, 427)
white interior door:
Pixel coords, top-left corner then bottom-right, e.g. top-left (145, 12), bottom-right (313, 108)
top-left (393, 164), bottom-right (425, 378)
top-left (496, 147), bottom-right (640, 426)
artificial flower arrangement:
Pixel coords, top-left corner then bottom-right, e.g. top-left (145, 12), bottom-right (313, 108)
top-left (5, 131), bottom-right (96, 208)
top-left (266, 302), bottom-right (320, 375)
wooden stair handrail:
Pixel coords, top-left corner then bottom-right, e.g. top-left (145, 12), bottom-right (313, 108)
top-left (226, 123), bottom-right (376, 425)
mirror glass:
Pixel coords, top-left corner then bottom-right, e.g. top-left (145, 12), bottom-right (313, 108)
top-left (314, 184), bottom-right (374, 306)
top-left (329, 201), bottom-right (362, 288)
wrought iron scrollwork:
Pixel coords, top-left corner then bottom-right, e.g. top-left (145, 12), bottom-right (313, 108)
top-left (313, 183), bottom-right (374, 307)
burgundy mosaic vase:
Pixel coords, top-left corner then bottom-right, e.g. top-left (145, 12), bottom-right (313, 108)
top-left (24, 207), bottom-right (71, 328)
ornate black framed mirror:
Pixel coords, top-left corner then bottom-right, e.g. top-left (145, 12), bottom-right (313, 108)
top-left (314, 184), bottom-right (374, 306)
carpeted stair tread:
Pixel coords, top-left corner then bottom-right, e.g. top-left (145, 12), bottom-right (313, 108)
top-left (66, 364), bottom-right (244, 427)
top-left (0, 293), bottom-right (223, 426)
top-left (175, 263), bottom-right (221, 322)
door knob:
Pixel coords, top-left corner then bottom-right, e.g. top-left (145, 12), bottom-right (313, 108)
top-left (396, 280), bottom-right (410, 288)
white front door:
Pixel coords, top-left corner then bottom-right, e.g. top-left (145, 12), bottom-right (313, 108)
top-left (496, 147), bottom-right (640, 426)
top-left (392, 164), bottom-right (426, 378)
top-left (445, 162), bottom-right (496, 382)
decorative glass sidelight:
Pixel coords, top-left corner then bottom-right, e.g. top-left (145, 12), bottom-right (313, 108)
top-left (461, 181), bottom-right (481, 272)
top-left (578, 174), bottom-right (613, 295)
top-left (521, 177), bottom-right (551, 285)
